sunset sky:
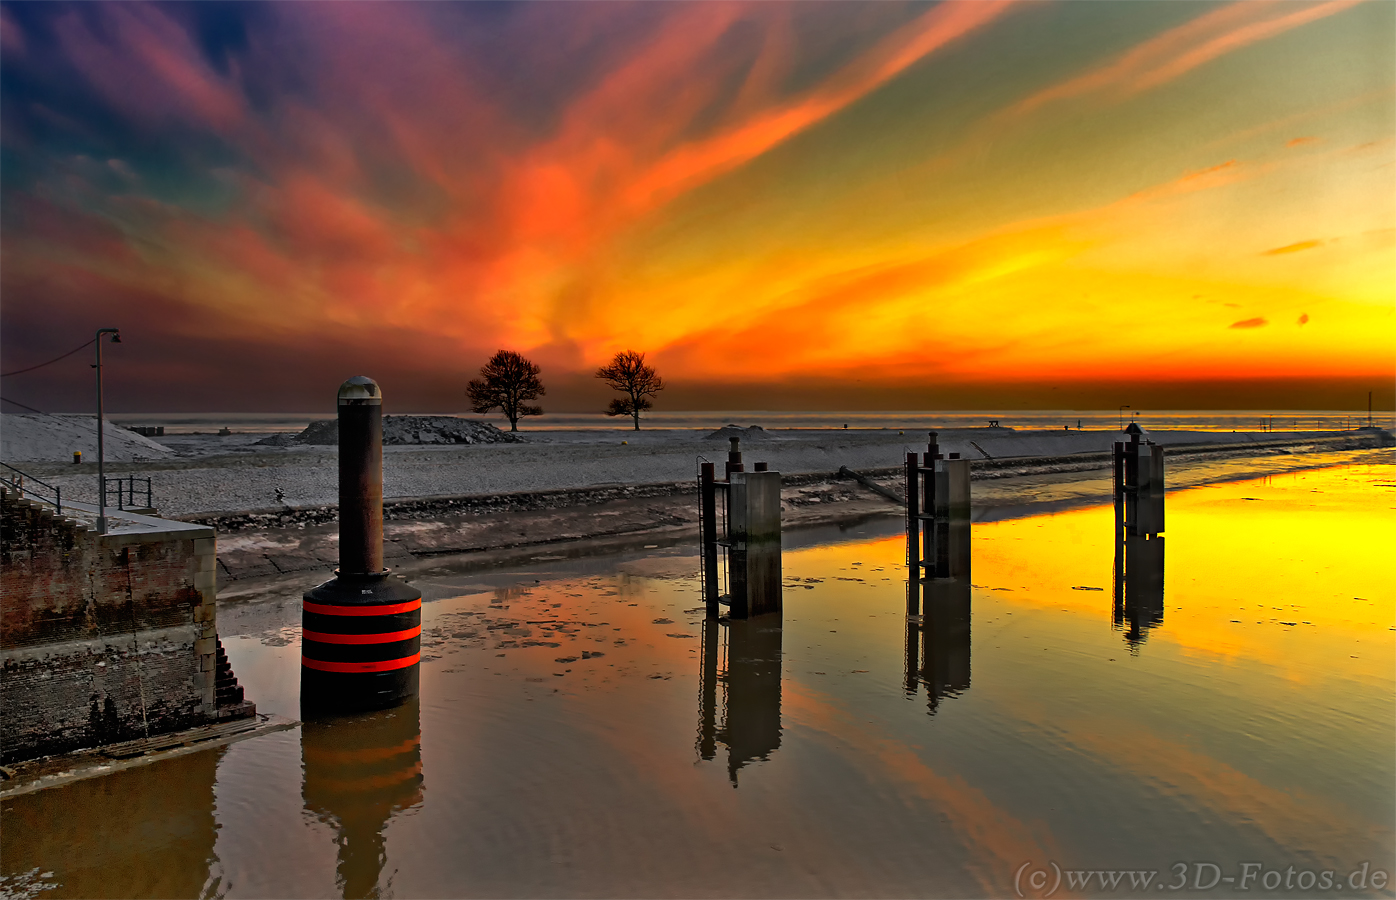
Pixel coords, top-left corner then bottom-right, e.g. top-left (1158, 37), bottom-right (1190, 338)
top-left (1, 1), bottom-right (1392, 413)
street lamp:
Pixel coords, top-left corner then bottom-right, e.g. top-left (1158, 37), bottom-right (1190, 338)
top-left (95, 327), bottom-right (121, 533)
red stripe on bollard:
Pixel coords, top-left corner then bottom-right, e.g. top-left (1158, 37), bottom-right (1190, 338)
top-left (303, 626), bottom-right (421, 645)
top-left (304, 599), bottom-right (422, 616)
top-left (303, 653), bottom-right (421, 674)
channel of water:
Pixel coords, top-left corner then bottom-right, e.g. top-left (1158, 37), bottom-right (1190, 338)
top-left (2, 459), bottom-right (1392, 898)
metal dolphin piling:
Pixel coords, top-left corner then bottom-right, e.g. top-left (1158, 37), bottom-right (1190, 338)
top-left (301, 377), bottom-right (423, 717)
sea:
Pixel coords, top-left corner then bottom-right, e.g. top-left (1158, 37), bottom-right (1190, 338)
top-left (104, 408), bottom-right (1393, 434)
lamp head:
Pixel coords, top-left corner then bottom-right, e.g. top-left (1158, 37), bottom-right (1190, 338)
top-left (109, 332), bottom-right (121, 343)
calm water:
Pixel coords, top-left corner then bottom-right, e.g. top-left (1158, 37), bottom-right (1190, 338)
top-left (104, 409), bottom-right (1394, 434)
top-left (3, 461), bottom-right (1393, 898)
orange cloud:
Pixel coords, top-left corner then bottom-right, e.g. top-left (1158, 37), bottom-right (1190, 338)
top-left (1263, 239), bottom-right (1323, 255)
top-left (1286, 136), bottom-right (1320, 147)
top-left (1229, 317), bottom-right (1268, 329)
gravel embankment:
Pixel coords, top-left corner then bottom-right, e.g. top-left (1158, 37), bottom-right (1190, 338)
top-left (11, 427), bottom-right (1390, 521)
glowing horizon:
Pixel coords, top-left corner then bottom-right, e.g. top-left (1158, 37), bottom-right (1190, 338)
top-left (1, 1), bottom-right (1392, 413)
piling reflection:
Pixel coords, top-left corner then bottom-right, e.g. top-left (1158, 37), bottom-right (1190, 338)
top-left (905, 509), bottom-right (971, 714)
top-left (1113, 532), bottom-right (1166, 648)
top-left (697, 615), bottom-right (783, 785)
top-left (0, 747), bottom-right (220, 898)
top-left (301, 698), bottom-right (423, 899)
top-left (905, 578), bottom-right (972, 715)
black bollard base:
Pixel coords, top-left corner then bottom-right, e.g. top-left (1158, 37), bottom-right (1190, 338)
top-left (301, 571), bottom-right (422, 718)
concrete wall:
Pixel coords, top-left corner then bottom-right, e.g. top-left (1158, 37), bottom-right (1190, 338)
top-left (1, 487), bottom-right (219, 763)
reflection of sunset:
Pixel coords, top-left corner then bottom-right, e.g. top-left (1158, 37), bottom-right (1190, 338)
top-left (3, 2), bottom-right (1392, 409)
top-left (965, 464), bottom-right (1395, 680)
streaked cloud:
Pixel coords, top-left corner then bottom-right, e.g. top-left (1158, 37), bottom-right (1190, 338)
top-left (1262, 240), bottom-right (1324, 255)
top-left (0, 0), bottom-right (1391, 411)
top-left (1230, 318), bottom-right (1269, 329)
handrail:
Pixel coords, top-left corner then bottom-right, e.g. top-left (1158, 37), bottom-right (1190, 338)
top-left (103, 475), bottom-right (152, 511)
top-left (0, 461), bottom-right (62, 513)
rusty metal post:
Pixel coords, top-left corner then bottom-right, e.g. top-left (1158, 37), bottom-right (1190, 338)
top-left (338, 376), bottom-right (383, 575)
top-left (700, 462), bottom-right (719, 618)
top-left (920, 452), bottom-right (936, 581)
top-left (1113, 440), bottom-right (1125, 542)
top-left (725, 437), bottom-right (744, 480)
top-left (905, 452), bottom-right (919, 616)
top-left (923, 432), bottom-right (939, 578)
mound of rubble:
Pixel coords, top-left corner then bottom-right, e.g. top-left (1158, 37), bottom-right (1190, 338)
top-left (705, 424), bottom-right (770, 441)
top-left (257, 415), bottom-right (523, 447)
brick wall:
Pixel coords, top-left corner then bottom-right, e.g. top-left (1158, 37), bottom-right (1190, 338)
top-left (1, 487), bottom-right (220, 763)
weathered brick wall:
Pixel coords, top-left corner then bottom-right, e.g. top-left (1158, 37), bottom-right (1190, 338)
top-left (1, 487), bottom-right (219, 763)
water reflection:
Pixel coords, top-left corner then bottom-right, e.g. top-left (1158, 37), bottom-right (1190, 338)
top-left (697, 615), bottom-right (783, 785)
top-left (1113, 533), bottom-right (1167, 649)
top-left (905, 578), bottom-right (972, 715)
top-left (301, 699), bottom-right (423, 899)
top-left (0, 748), bottom-right (221, 899)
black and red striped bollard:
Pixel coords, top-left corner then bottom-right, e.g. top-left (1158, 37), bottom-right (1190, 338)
top-left (301, 376), bottom-right (422, 716)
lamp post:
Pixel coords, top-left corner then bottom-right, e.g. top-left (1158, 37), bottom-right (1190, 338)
top-left (95, 328), bottom-right (121, 533)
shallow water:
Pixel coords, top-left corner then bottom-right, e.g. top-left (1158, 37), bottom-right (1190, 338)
top-left (3, 462), bottom-right (1393, 899)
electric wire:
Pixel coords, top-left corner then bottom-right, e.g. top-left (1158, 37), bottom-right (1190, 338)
top-left (1, 338), bottom-right (97, 377)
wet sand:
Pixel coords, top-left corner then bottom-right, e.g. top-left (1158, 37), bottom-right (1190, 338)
top-left (203, 444), bottom-right (1390, 592)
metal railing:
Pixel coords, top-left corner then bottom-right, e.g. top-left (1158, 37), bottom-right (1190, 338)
top-left (1, 461), bottom-right (62, 513)
top-left (103, 475), bottom-right (152, 511)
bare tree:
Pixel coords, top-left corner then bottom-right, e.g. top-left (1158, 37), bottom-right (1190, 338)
top-left (596, 350), bottom-right (664, 431)
top-left (467, 350), bottom-right (545, 431)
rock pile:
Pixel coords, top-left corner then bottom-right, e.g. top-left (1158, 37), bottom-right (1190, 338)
top-left (257, 415), bottom-right (523, 447)
top-left (705, 424), bottom-right (770, 441)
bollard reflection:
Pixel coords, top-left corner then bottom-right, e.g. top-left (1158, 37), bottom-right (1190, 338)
top-left (301, 698), bottom-right (423, 899)
top-left (905, 506), bottom-right (971, 715)
top-left (905, 577), bottom-right (972, 716)
top-left (1113, 532), bottom-right (1166, 648)
top-left (697, 614), bottom-right (782, 785)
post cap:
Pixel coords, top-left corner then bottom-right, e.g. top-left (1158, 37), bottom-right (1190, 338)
top-left (338, 376), bottom-right (382, 405)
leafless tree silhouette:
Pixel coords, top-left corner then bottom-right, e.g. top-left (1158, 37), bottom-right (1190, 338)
top-left (467, 350), bottom-right (545, 431)
top-left (596, 350), bottom-right (664, 431)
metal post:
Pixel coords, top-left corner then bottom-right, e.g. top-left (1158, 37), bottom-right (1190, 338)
top-left (905, 452), bottom-right (919, 615)
top-left (94, 328), bottom-right (119, 534)
top-left (1112, 441), bottom-right (1124, 543)
top-left (920, 451), bottom-right (935, 580)
top-left (700, 462), bottom-right (719, 618)
top-left (725, 437), bottom-right (743, 480)
top-left (339, 377), bottom-right (384, 575)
